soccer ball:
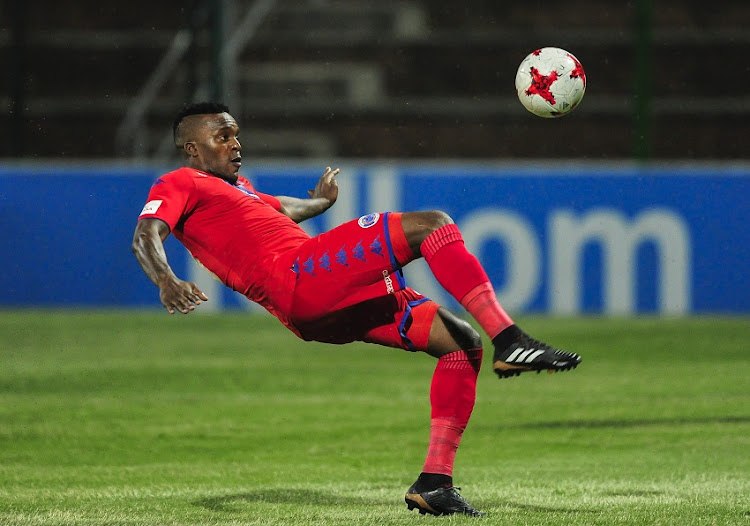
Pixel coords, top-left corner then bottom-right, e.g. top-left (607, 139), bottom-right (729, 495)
top-left (515, 47), bottom-right (586, 118)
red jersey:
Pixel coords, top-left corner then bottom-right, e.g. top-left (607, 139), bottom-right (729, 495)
top-left (137, 167), bottom-right (435, 350)
top-left (138, 167), bottom-right (310, 324)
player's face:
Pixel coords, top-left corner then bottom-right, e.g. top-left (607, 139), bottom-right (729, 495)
top-left (191, 113), bottom-right (242, 182)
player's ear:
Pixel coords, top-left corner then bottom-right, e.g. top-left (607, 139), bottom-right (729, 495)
top-left (184, 141), bottom-right (198, 157)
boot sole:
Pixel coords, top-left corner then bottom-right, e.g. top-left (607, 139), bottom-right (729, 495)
top-left (405, 494), bottom-right (439, 516)
top-left (493, 360), bottom-right (580, 378)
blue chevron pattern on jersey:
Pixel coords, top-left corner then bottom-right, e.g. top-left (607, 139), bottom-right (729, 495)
top-left (319, 251), bottom-right (332, 272)
top-left (302, 256), bottom-right (315, 275)
top-left (369, 235), bottom-right (384, 257)
top-left (352, 241), bottom-right (366, 262)
top-left (335, 246), bottom-right (349, 267)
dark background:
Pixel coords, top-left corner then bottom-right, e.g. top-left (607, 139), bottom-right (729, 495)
top-left (2, 0), bottom-right (748, 160)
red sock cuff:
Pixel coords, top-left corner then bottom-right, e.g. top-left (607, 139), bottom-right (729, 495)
top-left (438, 349), bottom-right (483, 373)
top-left (420, 224), bottom-right (463, 262)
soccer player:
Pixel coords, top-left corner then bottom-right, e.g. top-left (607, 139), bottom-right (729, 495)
top-left (132, 102), bottom-right (581, 517)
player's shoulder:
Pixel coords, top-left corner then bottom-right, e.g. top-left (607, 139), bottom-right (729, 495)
top-left (160, 166), bottom-right (208, 181)
top-left (153, 167), bottom-right (206, 189)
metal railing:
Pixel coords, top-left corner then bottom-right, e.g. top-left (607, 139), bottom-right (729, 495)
top-left (115, 0), bottom-right (278, 159)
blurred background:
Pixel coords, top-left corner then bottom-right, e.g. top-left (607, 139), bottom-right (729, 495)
top-left (3, 0), bottom-right (749, 161)
top-left (1, 0), bottom-right (748, 315)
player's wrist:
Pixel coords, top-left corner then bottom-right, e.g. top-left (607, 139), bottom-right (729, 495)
top-left (155, 273), bottom-right (180, 289)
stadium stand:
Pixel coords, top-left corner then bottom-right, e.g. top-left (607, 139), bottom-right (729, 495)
top-left (1, 0), bottom-right (749, 159)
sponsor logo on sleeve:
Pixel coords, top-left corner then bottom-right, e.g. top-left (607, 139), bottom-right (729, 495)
top-left (357, 213), bottom-right (380, 229)
top-left (139, 200), bottom-right (163, 216)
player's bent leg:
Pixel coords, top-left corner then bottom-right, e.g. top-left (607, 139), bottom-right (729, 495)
top-left (402, 212), bottom-right (516, 345)
top-left (399, 211), bottom-right (582, 381)
top-left (356, 294), bottom-right (485, 516)
top-left (404, 308), bottom-right (485, 517)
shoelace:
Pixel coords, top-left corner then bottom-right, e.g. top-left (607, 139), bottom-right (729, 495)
top-left (445, 487), bottom-right (482, 513)
top-left (522, 336), bottom-right (554, 351)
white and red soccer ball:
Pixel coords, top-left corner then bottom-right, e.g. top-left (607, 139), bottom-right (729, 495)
top-left (515, 47), bottom-right (586, 118)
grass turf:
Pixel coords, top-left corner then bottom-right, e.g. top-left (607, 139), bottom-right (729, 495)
top-left (0, 311), bottom-right (748, 525)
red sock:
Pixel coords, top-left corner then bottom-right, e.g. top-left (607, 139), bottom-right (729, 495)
top-left (422, 349), bottom-right (482, 476)
top-left (421, 224), bottom-right (514, 339)
top-left (460, 282), bottom-right (514, 340)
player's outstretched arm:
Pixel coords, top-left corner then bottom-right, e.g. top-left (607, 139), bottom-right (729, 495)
top-left (131, 218), bottom-right (208, 314)
top-left (277, 166), bottom-right (339, 223)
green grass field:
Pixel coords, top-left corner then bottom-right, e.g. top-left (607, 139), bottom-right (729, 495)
top-left (0, 311), bottom-right (748, 525)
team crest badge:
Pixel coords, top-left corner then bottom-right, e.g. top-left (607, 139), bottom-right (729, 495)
top-left (357, 213), bottom-right (380, 228)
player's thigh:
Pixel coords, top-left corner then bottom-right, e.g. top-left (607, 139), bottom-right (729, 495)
top-left (362, 296), bottom-right (482, 357)
top-left (287, 213), bottom-right (404, 324)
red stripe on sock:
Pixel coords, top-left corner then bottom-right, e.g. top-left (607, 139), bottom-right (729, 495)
top-left (460, 282), bottom-right (514, 340)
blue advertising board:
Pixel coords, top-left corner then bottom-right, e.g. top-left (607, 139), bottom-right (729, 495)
top-left (1, 162), bottom-right (748, 314)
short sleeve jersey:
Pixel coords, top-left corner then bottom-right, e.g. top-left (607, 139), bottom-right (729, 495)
top-left (138, 167), bottom-right (311, 318)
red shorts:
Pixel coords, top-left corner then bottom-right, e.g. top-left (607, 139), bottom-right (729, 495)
top-left (274, 212), bottom-right (440, 351)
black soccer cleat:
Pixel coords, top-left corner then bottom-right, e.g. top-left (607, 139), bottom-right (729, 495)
top-left (405, 484), bottom-right (486, 517)
top-left (493, 326), bottom-right (581, 379)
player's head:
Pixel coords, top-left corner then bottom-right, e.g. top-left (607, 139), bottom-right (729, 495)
top-left (172, 102), bottom-right (242, 182)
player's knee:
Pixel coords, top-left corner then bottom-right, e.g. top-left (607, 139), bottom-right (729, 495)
top-left (402, 210), bottom-right (455, 251)
top-left (458, 323), bottom-right (483, 351)
top-left (422, 210), bottom-right (454, 233)
top-left (437, 308), bottom-right (483, 350)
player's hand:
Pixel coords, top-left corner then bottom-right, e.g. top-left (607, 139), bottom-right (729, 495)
top-left (158, 277), bottom-right (209, 315)
top-left (307, 166), bottom-right (339, 207)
